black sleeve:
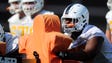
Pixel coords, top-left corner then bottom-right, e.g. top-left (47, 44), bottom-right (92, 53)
top-left (56, 50), bottom-right (97, 61)
top-left (56, 37), bottom-right (104, 61)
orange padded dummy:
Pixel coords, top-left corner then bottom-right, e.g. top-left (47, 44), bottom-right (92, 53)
top-left (19, 14), bottom-right (79, 63)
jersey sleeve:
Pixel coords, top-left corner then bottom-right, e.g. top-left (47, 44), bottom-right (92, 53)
top-left (80, 25), bottom-right (104, 40)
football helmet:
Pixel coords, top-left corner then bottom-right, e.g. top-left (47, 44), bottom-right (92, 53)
top-left (8, 0), bottom-right (20, 3)
top-left (107, 0), bottom-right (112, 10)
top-left (21, 0), bottom-right (44, 16)
top-left (8, 0), bottom-right (21, 14)
top-left (0, 24), bottom-right (4, 41)
top-left (61, 3), bottom-right (89, 34)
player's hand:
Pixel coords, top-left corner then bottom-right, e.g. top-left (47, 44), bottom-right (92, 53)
top-left (56, 51), bottom-right (68, 59)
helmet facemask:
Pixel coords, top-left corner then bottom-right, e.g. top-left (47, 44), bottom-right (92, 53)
top-left (9, 3), bottom-right (21, 14)
top-left (62, 18), bottom-right (77, 34)
top-left (8, 0), bottom-right (21, 14)
top-left (62, 16), bottom-right (87, 33)
top-left (21, 0), bottom-right (44, 16)
top-left (22, 1), bottom-right (37, 16)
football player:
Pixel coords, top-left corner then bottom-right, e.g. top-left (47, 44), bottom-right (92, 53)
top-left (105, 0), bottom-right (112, 43)
top-left (8, 0), bottom-right (54, 37)
top-left (56, 3), bottom-right (112, 63)
top-left (8, 0), bottom-right (26, 36)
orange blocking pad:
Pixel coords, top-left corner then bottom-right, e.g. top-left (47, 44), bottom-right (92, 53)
top-left (22, 59), bottom-right (36, 63)
top-left (19, 14), bottom-right (79, 63)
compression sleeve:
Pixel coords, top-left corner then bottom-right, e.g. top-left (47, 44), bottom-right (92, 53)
top-left (56, 50), bottom-right (97, 61)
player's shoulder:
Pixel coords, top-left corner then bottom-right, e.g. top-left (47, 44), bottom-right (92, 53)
top-left (80, 25), bottom-right (104, 40)
top-left (106, 10), bottom-right (112, 18)
top-left (83, 25), bottom-right (103, 34)
top-left (8, 13), bottom-right (20, 23)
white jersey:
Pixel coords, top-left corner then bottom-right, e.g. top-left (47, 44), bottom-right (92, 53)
top-left (69, 25), bottom-right (112, 63)
top-left (8, 10), bottom-right (54, 37)
top-left (106, 10), bottom-right (112, 34)
top-left (4, 32), bottom-right (18, 54)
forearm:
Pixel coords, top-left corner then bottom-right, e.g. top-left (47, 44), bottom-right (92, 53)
top-left (105, 24), bottom-right (111, 42)
top-left (57, 50), bottom-right (97, 61)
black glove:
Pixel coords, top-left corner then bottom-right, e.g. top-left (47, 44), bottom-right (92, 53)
top-left (56, 50), bottom-right (95, 61)
top-left (56, 51), bottom-right (68, 59)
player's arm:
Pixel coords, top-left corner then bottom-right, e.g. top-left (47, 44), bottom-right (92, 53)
top-left (105, 23), bottom-right (111, 43)
top-left (56, 36), bottom-right (104, 61)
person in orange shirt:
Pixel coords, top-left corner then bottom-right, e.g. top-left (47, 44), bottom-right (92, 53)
top-left (19, 14), bottom-right (79, 63)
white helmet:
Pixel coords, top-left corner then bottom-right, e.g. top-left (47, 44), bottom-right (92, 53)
top-left (0, 24), bottom-right (4, 41)
top-left (107, 0), bottom-right (112, 10)
top-left (61, 3), bottom-right (89, 34)
top-left (21, 0), bottom-right (44, 16)
top-left (8, 0), bottom-right (21, 14)
top-left (8, 0), bottom-right (20, 3)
